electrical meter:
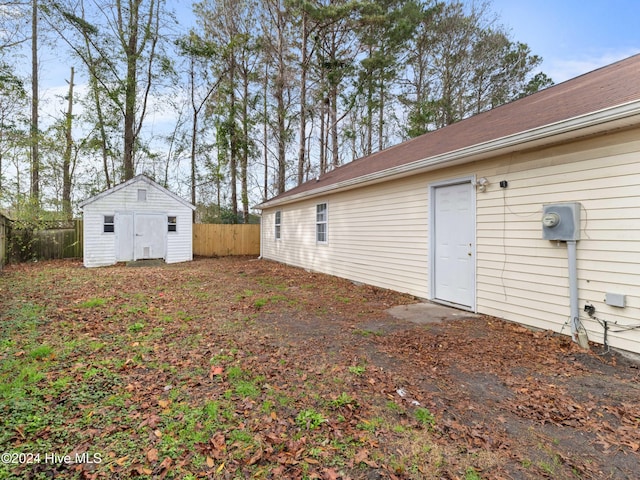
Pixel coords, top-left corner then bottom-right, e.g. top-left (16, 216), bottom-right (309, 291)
top-left (542, 212), bottom-right (560, 228)
top-left (542, 203), bottom-right (581, 241)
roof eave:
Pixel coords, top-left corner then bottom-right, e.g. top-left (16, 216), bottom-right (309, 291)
top-left (256, 100), bottom-right (640, 210)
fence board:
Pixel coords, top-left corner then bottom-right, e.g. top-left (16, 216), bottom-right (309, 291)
top-left (193, 224), bottom-right (260, 257)
top-left (0, 215), bottom-right (8, 269)
top-left (8, 219), bottom-right (83, 262)
top-left (34, 222), bottom-right (83, 260)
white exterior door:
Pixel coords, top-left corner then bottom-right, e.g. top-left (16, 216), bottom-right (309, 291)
top-left (115, 213), bottom-right (134, 261)
top-left (134, 214), bottom-right (166, 260)
top-left (432, 181), bottom-right (475, 308)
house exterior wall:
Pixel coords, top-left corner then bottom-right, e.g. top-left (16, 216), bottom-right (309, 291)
top-left (83, 179), bottom-right (193, 268)
top-left (262, 175), bottom-right (430, 296)
top-left (261, 127), bottom-right (640, 354)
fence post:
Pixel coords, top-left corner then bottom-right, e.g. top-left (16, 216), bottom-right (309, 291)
top-left (75, 220), bottom-right (83, 258)
top-left (0, 215), bottom-right (6, 269)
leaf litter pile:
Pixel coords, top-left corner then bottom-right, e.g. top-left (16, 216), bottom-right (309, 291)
top-left (0, 257), bottom-right (638, 479)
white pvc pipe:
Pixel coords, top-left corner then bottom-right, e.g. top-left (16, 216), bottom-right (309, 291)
top-left (567, 240), bottom-right (579, 340)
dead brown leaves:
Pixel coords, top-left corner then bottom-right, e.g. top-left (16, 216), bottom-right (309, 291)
top-left (1, 257), bottom-right (639, 479)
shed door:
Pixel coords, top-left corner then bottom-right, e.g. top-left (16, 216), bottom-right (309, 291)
top-left (433, 182), bottom-right (474, 308)
top-left (135, 213), bottom-right (166, 260)
top-left (115, 213), bottom-right (134, 261)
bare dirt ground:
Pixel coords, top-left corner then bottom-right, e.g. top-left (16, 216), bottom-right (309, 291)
top-left (1, 256), bottom-right (639, 479)
top-left (249, 261), bottom-right (640, 479)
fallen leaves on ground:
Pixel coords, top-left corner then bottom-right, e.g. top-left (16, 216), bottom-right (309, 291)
top-left (0, 257), bottom-right (638, 479)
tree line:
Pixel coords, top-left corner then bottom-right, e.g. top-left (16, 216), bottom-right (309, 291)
top-left (0, 0), bottom-right (551, 224)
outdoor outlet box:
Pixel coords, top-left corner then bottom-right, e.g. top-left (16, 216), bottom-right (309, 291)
top-left (542, 203), bottom-right (581, 241)
top-left (605, 293), bottom-right (626, 308)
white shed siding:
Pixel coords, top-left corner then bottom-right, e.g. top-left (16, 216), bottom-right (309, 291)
top-left (166, 208), bottom-right (193, 264)
top-left (82, 177), bottom-right (193, 267)
top-left (83, 210), bottom-right (118, 267)
top-left (262, 128), bottom-right (640, 354)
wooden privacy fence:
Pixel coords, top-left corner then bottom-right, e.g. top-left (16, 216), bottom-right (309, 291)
top-left (9, 220), bottom-right (84, 262)
top-left (3, 220), bottom-right (258, 263)
top-left (193, 223), bottom-right (260, 257)
top-left (0, 214), bottom-right (9, 269)
top-left (35, 221), bottom-right (84, 260)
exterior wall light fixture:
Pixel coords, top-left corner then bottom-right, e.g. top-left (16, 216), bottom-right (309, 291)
top-left (476, 177), bottom-right (489, 192)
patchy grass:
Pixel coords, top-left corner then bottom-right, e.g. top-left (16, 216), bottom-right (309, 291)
top-left (0, 259), bottom-right (419, 479)
top-left (78, 297), bottom-right (107, 308)
top-left (0, 257), bottom-right (638, 479)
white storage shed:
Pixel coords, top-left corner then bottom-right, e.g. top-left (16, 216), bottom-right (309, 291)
top-left (80, 175), bottom-right (195, 268)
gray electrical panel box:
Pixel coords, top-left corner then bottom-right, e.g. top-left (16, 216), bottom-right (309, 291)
top-left (542, 203), bottom-right (581, 241)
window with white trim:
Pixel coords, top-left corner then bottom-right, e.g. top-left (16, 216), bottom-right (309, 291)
top-left (316, 203), bottom-right (327, 243)
top-left (137, 189), bottom-right (147, 201)
top-left (168, 216), bottom-right (177, 232)
top-left (274, 211), bottom-right (281, 239)
top-left (103, 215), bottom-right (114, 233)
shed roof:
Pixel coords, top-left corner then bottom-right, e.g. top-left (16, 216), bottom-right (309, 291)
top-left (258, 53), bottom-right (640, 209)
top-left (79, 174), bottom-right (195, 210)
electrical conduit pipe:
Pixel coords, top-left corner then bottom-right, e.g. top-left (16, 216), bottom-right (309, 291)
top-left (568, 240), bottom-right (589, 348)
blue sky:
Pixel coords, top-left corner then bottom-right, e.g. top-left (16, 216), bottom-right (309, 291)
top-left (490, 0), bottom-right (640, 83)
top-left (39, 0), bottom-right (640, 93)
top-left (176, 0), bottom-right (640, 83)
top-left (32, 0), bottom-right (640, 136)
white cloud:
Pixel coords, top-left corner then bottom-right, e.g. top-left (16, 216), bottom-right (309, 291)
top-left (544, 48), bottom-right (640, 84)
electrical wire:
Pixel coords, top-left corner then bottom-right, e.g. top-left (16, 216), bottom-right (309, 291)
top-left (581, 309), bottom-right (640, 355)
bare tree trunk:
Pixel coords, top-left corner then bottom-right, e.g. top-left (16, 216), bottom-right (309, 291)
top-left (296, 11), bottom-right (308, 186)
top-left (319, 95), bottom-right (326, 175)
top-left (263, 61), bottom-right (268, 200)
top-left (189, 54), bottom-right (197, 222)
top-left (96, 92), bottom-right (112, 188)
top-left (365, 46), bottom-right (373, 157)
top-left (229, 59), bottom-right (238, 220)
top-left (62, 67), bottom-right (75, 220)
top-left (190, 113), bottom-right (198, 221)
top-left (30, 0), bottom-right (39, 201)
top-left (241, 60), bottom-right (249, 224)
top-left (378, 81), bottom-right (384, 152)
top-left (118, 0), bottom-right (160, 181)
top-left (122, 0), bottom-right (139, 180)
top-left (330, 85), bottom-right (338, 169)
top-left (275, 3), bottom-right (286, 195)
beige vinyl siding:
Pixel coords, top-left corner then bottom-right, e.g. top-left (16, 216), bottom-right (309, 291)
top-left (475, 128), bottom-right (640, 353)
top-left (262, 177), bottom-right (430, 298)
top-left (262, 127), bottom-right (640, 354)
